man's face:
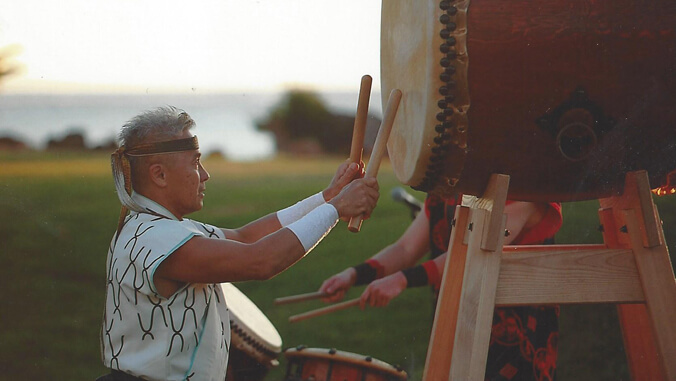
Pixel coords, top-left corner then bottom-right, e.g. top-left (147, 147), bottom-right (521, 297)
top-left (163, 131), bottom-right (210, 218)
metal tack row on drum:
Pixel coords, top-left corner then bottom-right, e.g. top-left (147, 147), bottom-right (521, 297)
top-left (382, 0), bottom-right (676, 202)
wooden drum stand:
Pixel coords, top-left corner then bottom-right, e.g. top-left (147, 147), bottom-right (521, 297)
top-left (423, 170), bottom-right (676, 380)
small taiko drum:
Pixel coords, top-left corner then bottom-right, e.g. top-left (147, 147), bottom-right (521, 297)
top-left (222, 283), bottom-right (283, 381)
top-left (382, 0), bottom-right (676, 201)
top-left (283, 346), bottom-right (408, 381)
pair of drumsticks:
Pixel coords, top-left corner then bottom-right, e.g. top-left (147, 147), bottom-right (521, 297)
top-left (277, 75), bottom-right (402, 323)
top-left (348, 75), bottom-right (403, 232)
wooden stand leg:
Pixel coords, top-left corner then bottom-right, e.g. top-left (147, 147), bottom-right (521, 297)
top-left (449, 207), bottom-right (507, 380)
top-left (422, 206), bottom-right (470, 380)
top-left (423, 174), bottom-right (509, 380)
top-left (617, 304), bottom-right (666, 381)
top-left (600, 171), bottom-right (676, 380)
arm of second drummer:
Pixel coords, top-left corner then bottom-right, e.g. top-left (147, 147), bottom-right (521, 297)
top-left (358, 201), bottom-right (557, 308)
top-left (318, 207), bottom-right (431, 303)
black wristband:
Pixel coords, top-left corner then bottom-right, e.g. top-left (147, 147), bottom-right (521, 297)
top-left (352, 262), bottom-right (377, 286)
top-left (401, 265), bottom-right (429, 288)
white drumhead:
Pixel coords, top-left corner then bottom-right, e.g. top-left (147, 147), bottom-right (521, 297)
top-left (222, 283), bottom-right (282, 363)
top-left (382, 2), bottom-right (438, 187)
top-left (382, 0), bottom-right (470, 191)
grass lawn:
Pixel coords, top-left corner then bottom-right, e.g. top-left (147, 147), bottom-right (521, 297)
top-left (1, 151), bottom-right (674, 380)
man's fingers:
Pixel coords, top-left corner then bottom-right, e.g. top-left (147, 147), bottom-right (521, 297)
top-left (364, 177), bottom-right (379, 190)
top-left (338, 163), bottom-right (360, 186)
top-left (331, 177), bottom-right (380, 219)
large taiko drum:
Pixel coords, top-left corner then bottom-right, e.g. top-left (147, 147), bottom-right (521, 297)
top-left (382, 0), bottom-right (676, 201)
top-left (284, 346), bottom-right (408, 381)
top-left (222, 283), bottom-right (283, 381)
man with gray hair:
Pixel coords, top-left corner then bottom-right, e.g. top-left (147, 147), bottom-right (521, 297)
top-left (100, 106), bottom-right (379, 381)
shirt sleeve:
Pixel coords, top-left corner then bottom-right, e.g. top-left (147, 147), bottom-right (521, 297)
top-left (116, 219), bottom-right (204, 298)
top-left (189, 220), bottom-right (226, 240)
top-left (146, 220), bottom-right (226, 296)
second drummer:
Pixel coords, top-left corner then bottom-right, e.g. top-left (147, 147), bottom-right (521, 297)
top-left (319, 193), bottom-right (562, 381)
top-left (98, 106), bottom-right (379, 381)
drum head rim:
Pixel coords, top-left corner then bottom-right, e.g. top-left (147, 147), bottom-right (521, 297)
top-left (221, 283), bottom-right (282, 359)
top-left (284, 346), bottom-right (408, 379)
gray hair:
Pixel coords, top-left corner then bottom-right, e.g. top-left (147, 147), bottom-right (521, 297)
top-left (118, 105), bottom-right (195, 148)
top-left (112, 106), bottom-right (196, 212)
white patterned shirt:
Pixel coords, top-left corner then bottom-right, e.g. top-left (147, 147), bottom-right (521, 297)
top-left (101, 194), bottom-right (230, 381)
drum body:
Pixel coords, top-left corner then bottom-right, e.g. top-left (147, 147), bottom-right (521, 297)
top-left (284, 347), bottom-right (408, 381)
top-left (382, 0), bottom-right (676, 201)
top-left (222, 283), bottom-right (283, 381)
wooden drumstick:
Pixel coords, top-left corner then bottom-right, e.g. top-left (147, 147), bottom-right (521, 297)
top-left (288, 298), bottom-right (361, 323)
top-left (346, 75), bottom-right (372, 232)
top-left (348, 88), bottom-right (403, 233)
top-left (273, 291), bottom-right (327, 305)
top-left (349, 75), bottom-right (372, 165)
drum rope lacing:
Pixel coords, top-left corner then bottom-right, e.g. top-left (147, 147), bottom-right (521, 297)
top-left (416, 0), bottom-right (470, 195)
top-left (230, 320), bottom-right (280, 360)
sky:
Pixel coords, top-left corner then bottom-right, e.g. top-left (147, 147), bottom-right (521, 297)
top-left (0, 0), bottom-right (383, 94)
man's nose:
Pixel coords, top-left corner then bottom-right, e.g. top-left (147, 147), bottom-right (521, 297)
top-left (199, 162), bottom-right (210, 182)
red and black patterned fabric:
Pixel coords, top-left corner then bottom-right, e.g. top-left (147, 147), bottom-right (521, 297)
top-left (424, 194), bottom-right (462, 260)
top-left (425, 194), bottom-right (563, 381)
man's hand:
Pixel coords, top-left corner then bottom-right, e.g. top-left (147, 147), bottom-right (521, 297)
top-left (329, 177), bottom-right (379, 220)
top-left (359, 272), bottom-right (407, 308)
top-left (323, 161), bottom-right (364, 201)
top-left (319, 268), bottom-right (356, 303)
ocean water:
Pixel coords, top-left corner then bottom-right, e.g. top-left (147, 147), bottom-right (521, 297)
top-left (0, 92), bottom-right (383, 161)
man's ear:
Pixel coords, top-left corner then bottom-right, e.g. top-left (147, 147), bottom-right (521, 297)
top-left (148, 163), bottom-right (168, 188)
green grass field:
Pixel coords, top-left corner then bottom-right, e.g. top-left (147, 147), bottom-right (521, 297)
top-left (1, 152), bottom-right (674, 380)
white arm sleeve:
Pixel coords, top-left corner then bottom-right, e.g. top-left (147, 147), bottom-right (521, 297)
top-left (276, 191), bottom-right (326, 226)
top-left (286, 203), bottom-right (339, 252)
